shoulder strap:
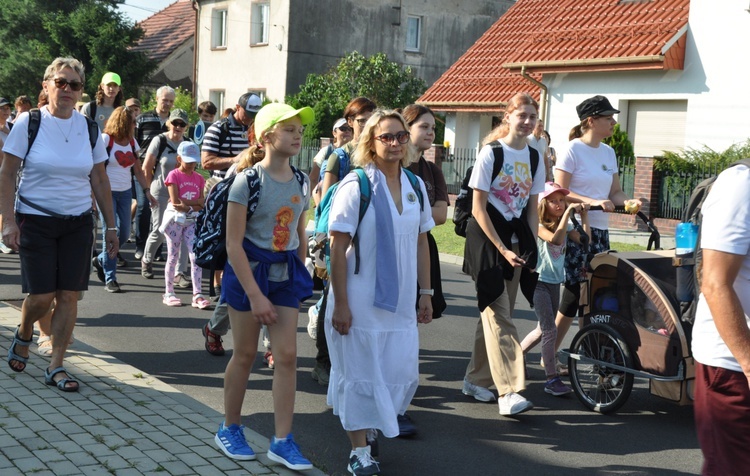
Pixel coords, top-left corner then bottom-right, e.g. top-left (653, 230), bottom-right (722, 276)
top-left (402, 168), bottom-right (424, 211)
top-left (217, 117), bottom-right (232, 147)
top-left (88, 100), bottom-right (97, 121)
top-left (105, 135), bottom-right (116, 156)
top-left (334, 147), bottom-right (351, 179)
top-left (130, 138), bottom-right (137, 156)
top-left (351, 168), bottom-right (372, 274)
top-left (25, 109), bottom-right (41, 163)
top-left (488, 140), bottom-right (504, 182)
top-left (290, 164), bottom-right (306, 190)
top-left (528, 146), bottom-right (539, 179)
top-left (244, 167), bottom-right (262, 220)
top-left (85, 116), bottom-right (99, 150)
top-left (7, 121), bottom-right (12, 131)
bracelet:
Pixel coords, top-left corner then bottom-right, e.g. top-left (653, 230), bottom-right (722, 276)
top-left (419, 289), bottom-right (434, 296)
top-left (106, 227), bottom-right (118, 231)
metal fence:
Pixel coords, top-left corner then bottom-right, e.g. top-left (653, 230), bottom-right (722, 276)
top-left (442, 147), bottom-right (478, 195)
top-left (290, 139), bottom-right (321, 174)
top-left (657, 164), bottom-right (719, 220)
top-left (619, 155), bottom-right (635, 198)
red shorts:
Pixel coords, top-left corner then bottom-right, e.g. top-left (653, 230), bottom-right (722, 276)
top-left (694, 361), bottom-right (750, 476)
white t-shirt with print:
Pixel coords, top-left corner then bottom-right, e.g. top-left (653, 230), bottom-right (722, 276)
top-left (2, 108), bottom-right (107, 216)
top-left (469, 140), bottom-right (546, 221)
top-left (692, 165), bottom-right (750, 373)
top-left (555, 138), bottom-right (618, 230)
top-left (102, 133), bottom-right (140, 192)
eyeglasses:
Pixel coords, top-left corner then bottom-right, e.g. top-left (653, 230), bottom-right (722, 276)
top-left (172, 121), bottom-right (187, 128)
top-left (374, 131), bottom-right (410, 145)
top-left (337, 126), bottom-right (353, 133)
top-left (51, 78), bottom-right (84, 92)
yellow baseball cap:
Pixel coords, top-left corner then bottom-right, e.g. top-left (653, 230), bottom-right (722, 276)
top-left (254, 103), bottom-right (314, 138)
top-left (101, 72), bottom-right (121, 86)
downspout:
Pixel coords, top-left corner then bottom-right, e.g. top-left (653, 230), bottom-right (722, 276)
top-left (191, 0), bottom-right (200, 102)
top-left (520, 65), bottom-right (548, 127)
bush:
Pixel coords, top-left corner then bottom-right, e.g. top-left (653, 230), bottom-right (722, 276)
top-left (655, 140), bottom-right (750, 173)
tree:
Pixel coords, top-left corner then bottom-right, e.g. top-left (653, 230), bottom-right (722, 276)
top-left (286, 51), bottom-right (427, 141)
top-left (603, 123), bottom-right (635, 165)
top-left (0, 0), bottom-right (155, 102)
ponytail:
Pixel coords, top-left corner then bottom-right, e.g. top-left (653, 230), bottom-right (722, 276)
top-left (569, 124), bottom-right (583, 141)
top-left (234, 146), bottom-right (264, 173)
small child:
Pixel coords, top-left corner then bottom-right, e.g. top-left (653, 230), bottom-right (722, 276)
top-left (161, 141), bottom-right (209, 309)
top-left (521, 182), bottom-right (589, 396)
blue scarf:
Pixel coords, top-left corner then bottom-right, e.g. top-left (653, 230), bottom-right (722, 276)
top-left (370, 166), bottom-right (399, 312)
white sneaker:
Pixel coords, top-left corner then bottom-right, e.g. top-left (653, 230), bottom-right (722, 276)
top-left (307, 306), bottom-right (318, 340)
top-left (462, 378), bottom-right (496, 402)
top-left (0, 241), bottom-right (15, 254)
top-left (498, 392), bottom-right (534, 416)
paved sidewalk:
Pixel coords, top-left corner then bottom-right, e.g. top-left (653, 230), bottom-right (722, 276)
top-left (0, 304), bottom-right (326, 476)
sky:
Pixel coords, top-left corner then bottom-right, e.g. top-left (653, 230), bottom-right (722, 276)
top-left (117, 0), bottom-right (178, 24)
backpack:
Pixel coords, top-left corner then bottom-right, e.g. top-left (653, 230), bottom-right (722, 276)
top-left (453, 141), bottom-right (539, 237)
top-left (193, 164), bottom-right (306, 271)
top-left (319, 146), bottom-right (351, 184)
top-left (310, 167), bottom-right (424, 275)
top-left (676, 158), bottom-right (750, 324)
top-left (85, 100), bottom-right (97, 122)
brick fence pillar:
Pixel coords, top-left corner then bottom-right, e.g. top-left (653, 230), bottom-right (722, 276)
top-left (608, 156), bottom-right (658, 232)
top-left (424, 145), bottom-right (445, 168)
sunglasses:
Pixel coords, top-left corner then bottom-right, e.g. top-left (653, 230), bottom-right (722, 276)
top-left (51, 78), bottom-right (84, 92)
top-left (337, 126), bottom-right (353, 133)
top-left (171, 121), bottom-right (187, 128)
top-left (375, 131), bottom-right (410, 145)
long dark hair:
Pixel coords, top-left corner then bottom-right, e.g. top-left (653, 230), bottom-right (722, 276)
top-left (95, 83), bottom-right (123, 107)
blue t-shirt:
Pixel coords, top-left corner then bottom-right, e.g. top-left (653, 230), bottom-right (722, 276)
top-left (537, 222), bottom-right (573, 284)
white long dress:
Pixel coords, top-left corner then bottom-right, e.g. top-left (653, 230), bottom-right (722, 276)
top-left (325, 164), bottom-right (434, 438)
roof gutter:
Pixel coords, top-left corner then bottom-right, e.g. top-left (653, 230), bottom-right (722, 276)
top-left (520, 65), bottom-right (548, 126)
top-left (191, 0), bottom-right (200, 101)
top-left (503, 55), bottom-right (664, 70)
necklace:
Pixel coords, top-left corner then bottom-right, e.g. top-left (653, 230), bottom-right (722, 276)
top-left (51, 115), bottom-right (74, 142)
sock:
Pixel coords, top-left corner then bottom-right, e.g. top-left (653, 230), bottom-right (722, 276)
top-left (273, 436), bottom-right (287, 443)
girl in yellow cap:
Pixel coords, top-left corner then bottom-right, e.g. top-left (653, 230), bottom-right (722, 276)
top-left (81, 72), bottom-right (123, 131)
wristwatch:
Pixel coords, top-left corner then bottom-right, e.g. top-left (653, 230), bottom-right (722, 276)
top-left (419, 289), bottom-right (434, 296)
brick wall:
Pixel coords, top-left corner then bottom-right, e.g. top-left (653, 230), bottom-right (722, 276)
top-left (424, 145), bottom-right (446, 168)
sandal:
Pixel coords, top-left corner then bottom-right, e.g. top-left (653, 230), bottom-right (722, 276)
top-left (7, 326), bottom-right (33, 372)
top-left (37, 335), bottom-right (53, 357)
top-left (163, 293), bottom-right (182, 307)
top-left (44, 366), bottom-right (79, 392)
top-left (202, 324), bottom-right (225, 356)
top-left (192, 294), bottom-right (211, 310)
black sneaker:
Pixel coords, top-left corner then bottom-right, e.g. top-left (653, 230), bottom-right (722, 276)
top-left (348, 448), bottom-right (380, 476)
top-left (141, 260), bottom-right (154, 279)
top-left (397, 413), bottom-right (417, 437)
top-left (105, 281), bottom-right (121, 293)
top-left (92, 257), bottom-right (105, 283)
top-left (116, 253), bottom-right (127, 268)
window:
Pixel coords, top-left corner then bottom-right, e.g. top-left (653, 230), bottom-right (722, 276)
top-left (248, 90), bottom-right (266, 102)
top-left (406, 15), bottom-right (421, 51)
top-left (211, 9), bottom-right (227, 49)
top-left (251, 2), bottom-right (270, 45)
top-left (209, 90), bottom-right (225, 113)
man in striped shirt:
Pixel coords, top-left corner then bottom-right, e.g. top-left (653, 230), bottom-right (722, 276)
top-left (201, 92), bottom-right (262, 179)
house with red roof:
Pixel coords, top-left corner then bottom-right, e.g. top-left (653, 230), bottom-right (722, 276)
top-left (131, 0), bottom-right (195, 92)
top-left (419, 0), bottom-right (744, 160)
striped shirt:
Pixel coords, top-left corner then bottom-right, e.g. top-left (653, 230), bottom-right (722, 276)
top-left (202, 114), bottom-right (249, 178)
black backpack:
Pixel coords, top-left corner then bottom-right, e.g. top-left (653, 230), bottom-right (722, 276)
top-left (453, 141), bottom-right (539, 237)
top-left (193, 164), bottom-right (306, 271)
top-left (677, 158), bottom-right (750, 324)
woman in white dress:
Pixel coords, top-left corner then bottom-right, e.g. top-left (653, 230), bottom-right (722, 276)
top-left (326, 109), bottom-right (434, 475)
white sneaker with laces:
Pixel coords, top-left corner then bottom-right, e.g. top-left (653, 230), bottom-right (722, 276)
top-left (462, 378), bottom-right (496, 402)
top-left (307, 306), bottom-right (318, 340)
top-left (498, 392), bottom-right (534, 416)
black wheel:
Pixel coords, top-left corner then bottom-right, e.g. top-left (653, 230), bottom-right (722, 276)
top-left (568, 324), bottom-right (634, 414)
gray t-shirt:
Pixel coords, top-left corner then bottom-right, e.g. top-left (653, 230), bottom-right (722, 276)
top-left (147, 135), bottom-right (181, 198)
top-left (228, 165), bottom-right (310, 280)
top-left (80, 102), bottom-right (115, 132)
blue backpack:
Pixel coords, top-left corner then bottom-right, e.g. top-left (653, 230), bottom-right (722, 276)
top-left (318, 146), bottom-right (351, 184)
top-left (310, 168), bottom-right (424, 275)
top-left (193, 165), bottom-right (306, 271)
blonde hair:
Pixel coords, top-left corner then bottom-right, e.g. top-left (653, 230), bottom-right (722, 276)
top-left (238, 121), bottom-right (285, 169)
top-left (354, 109), bottom-right (417, 168)
top-left (235, 148), bottom-right (255, 173)
top-left (482, 93), bottom-right (539, 146)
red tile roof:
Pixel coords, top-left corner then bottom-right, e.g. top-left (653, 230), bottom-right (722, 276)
top-left (131, 0), bottom-right (195, 63)
top-left (419, 0), bottom-right (690, 112)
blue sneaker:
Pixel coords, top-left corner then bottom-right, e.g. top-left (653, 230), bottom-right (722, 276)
top-left (268, 433), bottom-right (313, 471)
top-left (214, 423), bottom-right (256, 460)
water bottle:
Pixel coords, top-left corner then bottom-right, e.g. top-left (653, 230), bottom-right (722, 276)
top-left (675, 222), bottom-right (698, 302)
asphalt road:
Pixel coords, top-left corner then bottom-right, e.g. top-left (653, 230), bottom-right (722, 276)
top-left (0, 249), bottom-right (702, 476)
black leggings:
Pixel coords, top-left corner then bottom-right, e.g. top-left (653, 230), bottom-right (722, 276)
top-left (559, 281), bottom-right (581, 318)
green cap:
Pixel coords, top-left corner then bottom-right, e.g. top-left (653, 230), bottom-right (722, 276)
top-left (254, 103), bottom-right (314, 139)
top-left (101, 72), bottom-right (121, 86)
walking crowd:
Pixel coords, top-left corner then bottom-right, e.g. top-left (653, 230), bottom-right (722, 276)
top-left (1, 56), bottom-right (747, 476)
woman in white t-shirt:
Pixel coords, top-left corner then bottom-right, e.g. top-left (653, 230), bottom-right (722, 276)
top-left (552, 95), bottom-right (642, 364)
top-left (0, 57), bottom-right (117, 392)
top-left (92, 106), bottom-right (156, 293)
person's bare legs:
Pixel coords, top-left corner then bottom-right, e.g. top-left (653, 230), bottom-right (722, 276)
top-left (45, 290), bottom-right (79, 389)
top-left (223, 305), bottom-right (261, 426)
top-left (10, 292), bottom-right (55, 371)
top-left (266, 305), bottom-right (299, 438)
top-left (347, 429), bottom-right (367, 450)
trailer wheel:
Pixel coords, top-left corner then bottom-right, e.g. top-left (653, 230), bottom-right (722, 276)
top-left (568, 324), bottom-right (634, 414)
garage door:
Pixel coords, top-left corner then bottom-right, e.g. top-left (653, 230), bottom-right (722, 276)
top-left (626, 100), bottom-right (687, 157)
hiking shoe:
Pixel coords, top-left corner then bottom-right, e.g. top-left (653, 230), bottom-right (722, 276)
top-left (0, 241), bottom-right (15, 254)
top-left (462, 378), bottom-right (496, 402)
top-left (311, 363), bottom-right (329, 385)
top-left (215, 423), bottom-right (256, 461)
top-left (176, 273), bottom-right (191, 289)
top-left (397, 413), bottom-right (417, 437)
top-left (141, 260), bottom-right (153, 279)
top-left (498, 392), bottom-right (534, 416)
top-left (348, 446), bottom-right (380, 476)
top-left (116, 253), bottom-right (127, 268)
top-left (263, 351), bottom-right (275, 369)
top-left (105, 281), bottom-right (121, 293)
top-left (268, 433), bottom-right (313, 471)
top-left (92, 257), bottom-right (105, 283)
top-left (307, 305), bottom-right (318, 340)
top-left (366, 428), bottom-right (379, 458)
top-left (545, 377), bottom-right (573, 396)
top-left (134, 249), bottom-right (143, 260)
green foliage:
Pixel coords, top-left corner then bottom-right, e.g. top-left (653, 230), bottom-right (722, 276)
top-left (603, 124), bottom-right (635, 164)
top-left (143, 87), bottom-right (200, 124)
top-left (654, 140), bottom-right (750, 173)
top-left (0, 0), bottom-right (155, 102)
top-left (287, 51), bottom-right (427, 141)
